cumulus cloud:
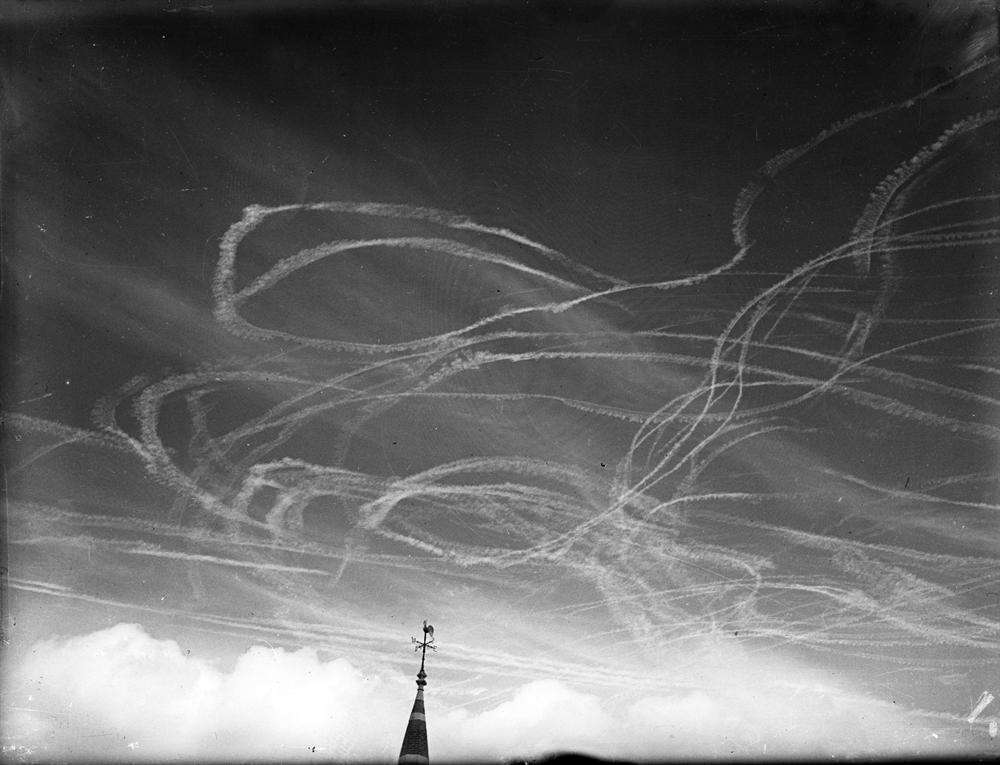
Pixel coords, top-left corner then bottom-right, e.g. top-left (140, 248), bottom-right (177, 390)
top-left (3, 623), bottom-right (407, 761)
top-left (3, 623), bottom-right (942, 762)
top-left (435, 667), bottom-right (936, 761)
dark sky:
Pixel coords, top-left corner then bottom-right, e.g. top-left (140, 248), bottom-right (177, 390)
top-left (3, 1), bottom-right (999, 760)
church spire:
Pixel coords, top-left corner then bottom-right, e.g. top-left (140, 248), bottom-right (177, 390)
top-left (398, 621), bottom-right (435, 764)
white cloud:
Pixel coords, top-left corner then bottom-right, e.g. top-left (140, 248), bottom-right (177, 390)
top-left (2, 623), bottom-right (945, 762)
top-left (435, 671), bottom-right (935, 762)
top-left (3, 623), bottom-right (406, 761)
top-left (438, 680), bottom-right (615, 761)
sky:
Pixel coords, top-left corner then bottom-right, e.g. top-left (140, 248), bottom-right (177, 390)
top-left (2, 0), bottom-right (999, 761)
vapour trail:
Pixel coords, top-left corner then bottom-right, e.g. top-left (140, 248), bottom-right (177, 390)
top-left (9, 54), bottom-right (999, 719)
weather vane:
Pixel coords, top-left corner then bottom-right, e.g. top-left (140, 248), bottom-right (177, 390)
top-left (410, 620), bottom-right (436, 683)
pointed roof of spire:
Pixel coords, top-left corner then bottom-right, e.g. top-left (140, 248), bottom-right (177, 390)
top-left (398, 621), bottom-right (436, 764)
top-left (398, 682), bottom-right (428, 764)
